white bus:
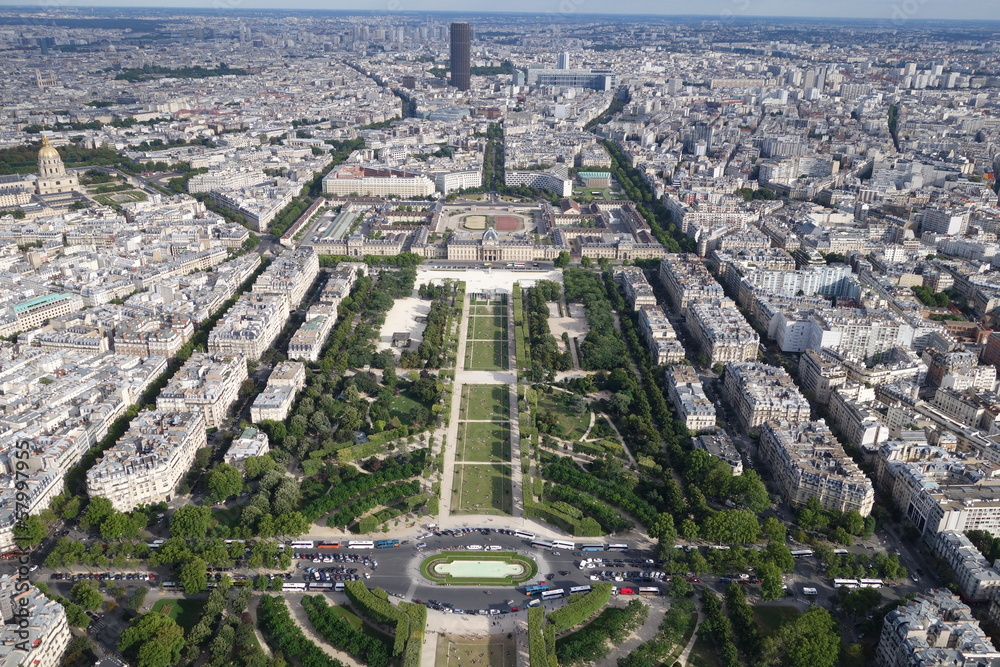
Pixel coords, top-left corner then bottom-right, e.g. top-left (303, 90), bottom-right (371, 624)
top-left (309, 582), bottom-right (334, 589)
top-left (515, 530), bottom-right (535, 540)
top-left (790, 549), bottom-right (814, 558)
top-left (541, 588), bottom-right (565, 600)
top-left (282, 583), bottom-right (307, 591)
top-left (148, 540), bottom-right (165, 549)
top-left (569, 585), bottom-right (592, 594)
top-left (347, 541), bottom-right (375, 549)
top-left (551, 540), bottom-right (574, 550)
top-left (833, 578), bottom-right (860, 589)
top-left (859, 579), bottom-right (884, 589)
top-left (607, 544), bottom-right (629, 552)
top-left (530, 540), bottom-right (554, 550)
top-left (638, 587), bottom-right (660, 596)
top-left (803, 587), bottom-right (818, 596)
top-left (290, 540), bottom-right (315, 549)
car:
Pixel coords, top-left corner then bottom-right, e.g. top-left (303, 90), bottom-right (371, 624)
top-left (552, 551), bottom-right (561, 556)
top-left (28, 565), bottom-right (37, 572)
top-left (911, 574), bottom-right (920, 583)
top-left (559, 571), bottom-right (570, 576)
top-left (510, 606), bottom-right (519, 612)
top-left (416, 542), bottom-right (427, 549)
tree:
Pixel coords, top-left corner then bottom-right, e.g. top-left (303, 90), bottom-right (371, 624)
top-left (100, 511), bottom-right (135, 540)
top-left (763, 542), bottom-right (796, 574)
top-left (759, 561), bottom-right (784, 602)
top-left (701, 510), bottom-right (761, 544)
top-left (13, 515), bottom-right (46, 548)
top-left (761, 516), bottom-right (786, 544)
top-left (554, 251), bottom-right (571, 268)
top-left (609, 391), bottom-right (632, 415)
top-left (71, 581), bottom-right (103, 611)
top-left (650, 513), bottom-right (678, 546)
top-left (669, 576), bottom-right (694, 598)
top-left (206, 464), bottom-right (243, 502)
top-left (80, 496), bottom-right (115, 526)
top-left (119, 612), bottom-right (184, 662)
top-left (840, 587), bottom-right (883, 618)
top-left (762, 606), bottom-right (840, 667)
top-left (170, 505), bottom-right (212, 539)
top-left (179, 557), bottom-right (208, 595)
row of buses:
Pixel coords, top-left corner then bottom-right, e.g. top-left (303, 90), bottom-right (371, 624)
top-left (529, 540), bottom-right (629, 552)
top-left (288, 540), bottom-right (400, 550)
top-left (832, 578), bottom-right (884, 589)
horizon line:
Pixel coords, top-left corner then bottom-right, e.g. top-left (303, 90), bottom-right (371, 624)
top-left (0, 4), bottom-right (998, 24)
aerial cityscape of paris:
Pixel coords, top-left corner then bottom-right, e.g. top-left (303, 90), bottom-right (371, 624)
top-left (0, 1), bottom-right (997, 666)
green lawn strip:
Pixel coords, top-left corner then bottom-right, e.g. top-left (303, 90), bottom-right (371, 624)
top-left (463, 385), bottom-right (509, 421)
top-left (453, 464), bottom-right (513, 514)
top-left (419, 551), bottom-right (537, 585)
top-left (457, 421), bottom-right (511, 461)
top-left (150, 598), bottom-right (204, 631)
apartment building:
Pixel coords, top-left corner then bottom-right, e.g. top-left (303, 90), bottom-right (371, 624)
top-left (878, 590), bottom-right (1000, 667)
top-left (734, 264), bottom-right (858, 309)
top-left (288, 304), bottom-right (338, 362)
top-left (0, 575), bottom-right (71, 667)
top-left (614, 267), bottom-right (657, 311)
top-left (873, 441), bottom-right (1000, 538)
top-left (722, 361), bottom-right (811, 433)
top-left (827, 383), bottom-right (890, 450)
top-left (208, 293), bottom-right (289, 360)
top-left (798, 348), bottom-right (848, 404)
top-left (224, 426), bottom-right (270, 465)
top-left (759, 420), bottom-right (875, 516)
top-left (156, 353), bottom-right (248, 429)
top-left (658, 253), bottom-right (725, 315)
top-left (250, 361), bottom-right (306, 423)
top-left (666, 365), bottom-right (717, 433)
top-left (693, 432), bottom-right (743, 475)
top-left (804, 310), bottom-right (914, 362)
top-left (87, 410), bottom-right (207, 512)
top-left (688, 299), bottom-right (759, 366)
top-left (636, 306), bottom-right (686, 365)
top-left (253, 247), bottom-right (320, 309)
top-left (933, 530), bottom-right (1000, 602)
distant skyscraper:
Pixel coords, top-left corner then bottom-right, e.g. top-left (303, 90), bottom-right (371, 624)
top-left (450, 22), bottom-right (471, 91)
top-left (557, 52), bottom-right (571, 69)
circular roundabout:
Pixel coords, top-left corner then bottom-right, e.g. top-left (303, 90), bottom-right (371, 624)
top-left (420, 551), bottom-right (537, 586)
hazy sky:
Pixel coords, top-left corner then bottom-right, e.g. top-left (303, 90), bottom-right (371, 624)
top-left (0, 0), bottom-right (994, 20)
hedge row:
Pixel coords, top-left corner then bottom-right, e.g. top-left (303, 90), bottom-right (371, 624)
top-left (302, 450), bottom-right (427, 521)
top-left (571, 439), bottom-right (623, 457)
top-left (528, 606), bottom-right (549, 667)
top-left (344, 581), bottom-right (409, 656)
top-left (335, 439), bottom-right (389, 463)
top-left (547, 583), bottom-right (613, 633)
top-left (257, 595), bottom-right (342, 667)
top-left (524, 498), bottom-right (603, 537)
top-left (327, 480), bottom-right (421, 528)
top-left (544, 484), bottom-right (633, 534)
top-left (301, 595), bottom-right (391, 667)
top-left (400, 601), bottom-right (426, 667)
top-left (542, 456), bottom-right (658, 527)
